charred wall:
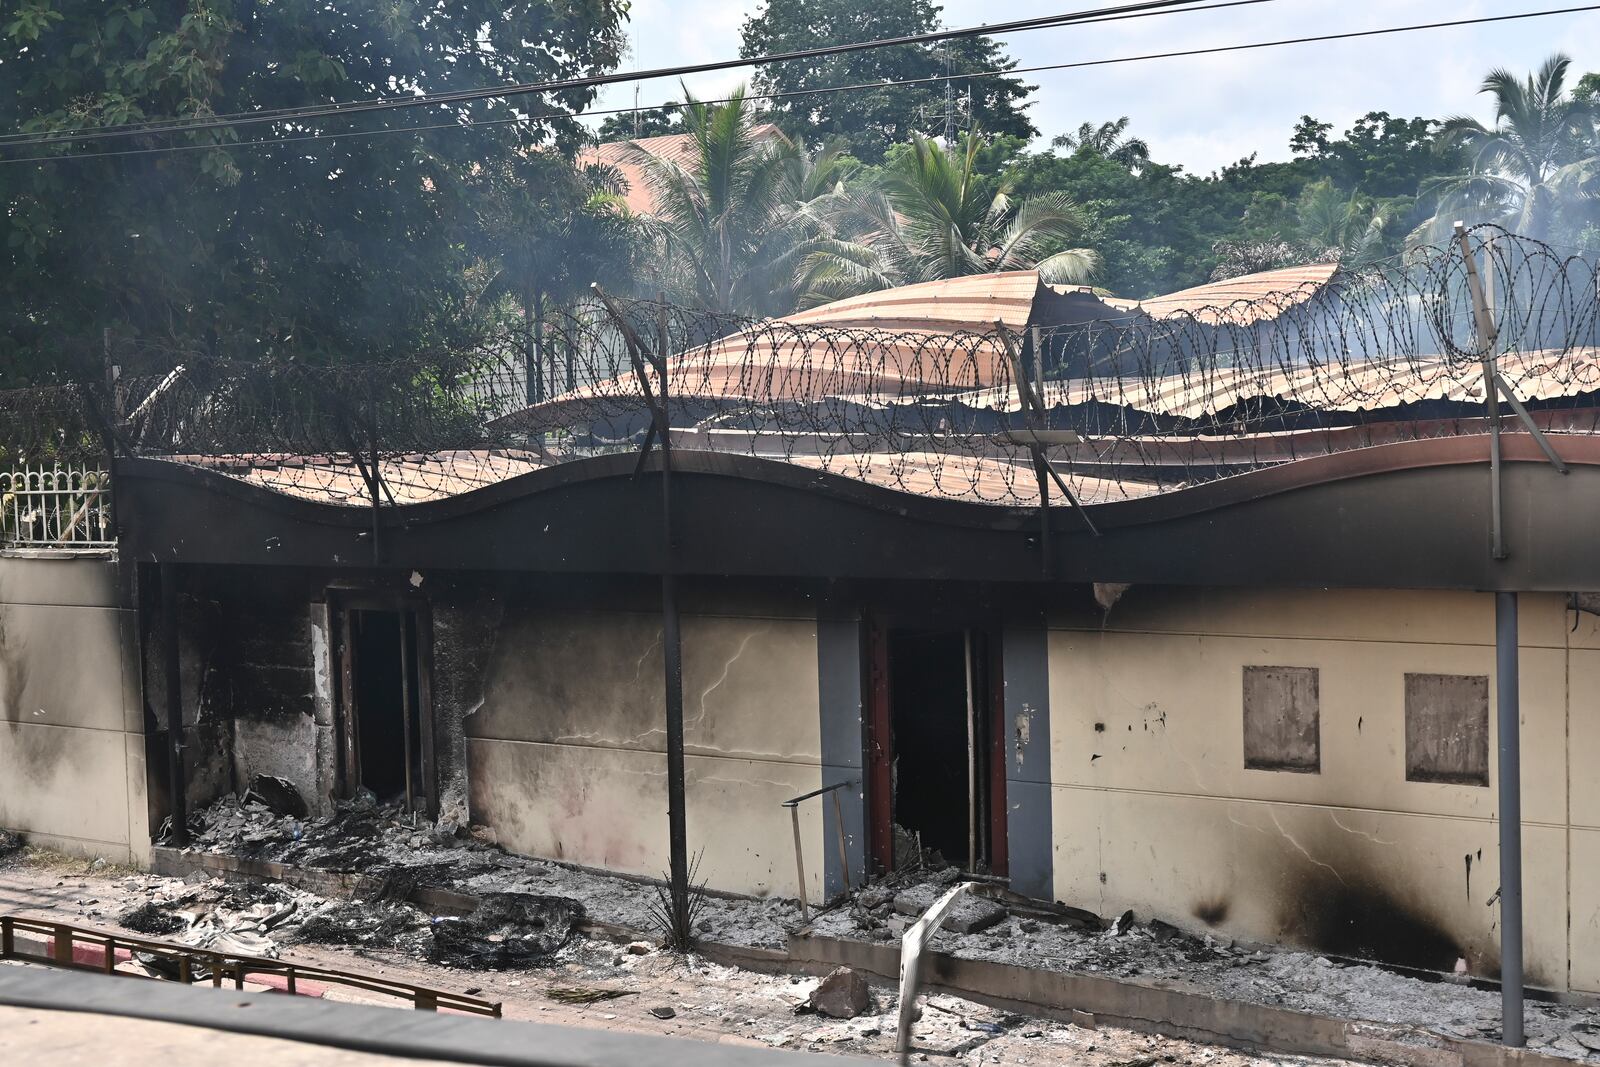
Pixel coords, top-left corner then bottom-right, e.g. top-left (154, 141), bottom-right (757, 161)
top-left (145, 566), bottom-right (330, 821)
top-left (1046, 586), bottom-right (1594, 992)
top-left (461, 575), bottom-right (839, 899)
top-left (0, 553), bottom-right (148, 863)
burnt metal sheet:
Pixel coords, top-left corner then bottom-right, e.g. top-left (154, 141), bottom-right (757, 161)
top-left (1126, 262), bottom-right (1340, 324)
top-left (1404, 673), bottom-right (1490, 787)
top-left (1242, 666), bottom-right (1321, 774)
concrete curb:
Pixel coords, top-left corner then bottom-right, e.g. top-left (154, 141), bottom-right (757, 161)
top-left (789, 934), bottom-right (1567, 1067)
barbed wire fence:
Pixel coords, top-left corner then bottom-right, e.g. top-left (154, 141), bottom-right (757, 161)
top-left (2, 225), bottom-right (1597, 541)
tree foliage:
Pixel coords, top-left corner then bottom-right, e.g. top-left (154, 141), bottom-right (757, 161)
top-left (738, 0), bottom-right (1034, 162)
top-left (808, 132), bottom-right (1096, 299)
top-left (626, 88), bottom-right (862, 316)
top-left (1416, 54), bottom-right (1600, 243)
top-left (0, 0), bottom-right (628, 378)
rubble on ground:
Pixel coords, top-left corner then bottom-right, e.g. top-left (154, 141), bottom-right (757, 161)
top-left (429, 893), bottom-right (583, 969)
top-left (168, 794), bottom-right (1600, 1059)
top-left (892, 884), bottom-right (1006, 934)
top-left (0, 829), bottom-right (23, 861)
top-left (803, 966), bottom-right (871, 1019)
top-left (179, 792), bottom-right (797, 947)
top-left (242, 774), bottom-right (308, 820)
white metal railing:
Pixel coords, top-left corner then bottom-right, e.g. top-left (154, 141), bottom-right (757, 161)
top-left (0, 465), bottom-right (113, 548)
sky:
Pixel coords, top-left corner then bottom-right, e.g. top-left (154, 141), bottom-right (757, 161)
top-left (583, 0), bottom-right (1600, 174)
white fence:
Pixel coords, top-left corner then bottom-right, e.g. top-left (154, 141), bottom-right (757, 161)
top-left (0, 465), bottom-right (113, 548)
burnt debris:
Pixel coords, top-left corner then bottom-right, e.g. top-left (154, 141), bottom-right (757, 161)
top-left (430, 893), bottom-right (584, 969)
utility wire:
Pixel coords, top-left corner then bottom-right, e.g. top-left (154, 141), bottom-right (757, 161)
top-left (0, 0), bottom-right (1217, 151)
top-left (4, 2), bottom-right (1598, 167)
top-left (17, 0), bottom-right (1246, 146)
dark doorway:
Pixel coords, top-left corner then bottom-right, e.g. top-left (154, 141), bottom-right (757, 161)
top-left (333, 594), bottom-right (433, 813)
top-left (873, 626), bottom-right (1000, 873)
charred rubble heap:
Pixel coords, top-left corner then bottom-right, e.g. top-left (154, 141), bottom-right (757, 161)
top-left (160, 780), bottom-right (800, 952)
top-left (133, 781), bottom-right (1600, 1058)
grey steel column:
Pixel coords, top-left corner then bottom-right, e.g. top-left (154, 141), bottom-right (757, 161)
top-left (1496, 591), bottom-right (1523, 1047)
top-left (159, 563), bottom-right (188, 848)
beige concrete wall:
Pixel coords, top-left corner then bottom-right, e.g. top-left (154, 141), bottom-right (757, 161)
top-left (0, 553), bottom-right (149, 865)
top-left (1048, 588), bottom-right (1586, 991)
top-left (466, 606), bottom-right (826, 899)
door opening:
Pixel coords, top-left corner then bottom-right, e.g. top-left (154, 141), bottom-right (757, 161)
top-left (333, 595), bottom-right (433, 814)
top-left (870, 625), bottom-right (1002, 873)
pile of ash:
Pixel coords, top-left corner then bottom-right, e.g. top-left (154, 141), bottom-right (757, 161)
top-left (115, 876), bottom-right (321, 958)
top-left (429, 893), bottom-right (584, 969)
top-left (178, 791), bottom-right (779, 945)
top-left (115, 870), bottom-right (579, 970)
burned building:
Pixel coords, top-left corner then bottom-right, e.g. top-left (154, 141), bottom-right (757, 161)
top-left (9, 230), bottom-right (1600, 1004)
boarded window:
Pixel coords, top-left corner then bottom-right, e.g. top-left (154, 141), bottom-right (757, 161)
top-left (1243, 666), bottom-right (1320, 773)
top-left (1405, 673), bottom-right (1490, 786)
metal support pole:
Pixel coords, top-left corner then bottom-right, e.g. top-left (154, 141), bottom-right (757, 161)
top-left (534, 294), bottom-right (547, 403)
top-left (399, 614), bottom-right (416, 813)
top-left (1457, 223), bottom-right (1506, 558)
top-left (591, 286), bottom-right (691, 945)
top-left (964, 630), bottom-right (977, 872)
top-left (790, 804), bottom-right (810, 923)
top-left (1496, 591), bottom-right (1524, 1047)
top-left (525, 282), bottom-right (544, 406)
top-left (159, 563), bottom-right (189, 847)
top-left (656, 299), bottom-right (690, 947)
top-left (831, 788), bottom-right (852, 892)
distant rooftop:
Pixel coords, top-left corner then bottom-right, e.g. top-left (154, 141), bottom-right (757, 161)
top-left (576, 125), bottom-right (785, 216)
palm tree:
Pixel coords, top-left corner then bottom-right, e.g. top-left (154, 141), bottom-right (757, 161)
top-left (1210, 181), bottom-right (1391, 281)
top-left (1294, 180), bottom-right (1390, 267)
top-left (805, 132), bottom-right (1098, 302)
top-left (626, 86), bottom-right (858, 316)
top-left (1052, 117), bottom-right (1150, 171)
top-left (1414, 54), bottom-right (1598, 243)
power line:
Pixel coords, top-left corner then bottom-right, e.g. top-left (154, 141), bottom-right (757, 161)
top-left (4, 2), bottom-right (1598, 167)
top-left (0, 0), bottom-right (1217, 151)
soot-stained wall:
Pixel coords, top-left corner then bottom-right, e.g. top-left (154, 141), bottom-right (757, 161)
top-left (1046, 586), bottom-right (1600, 992)
top-left (0, 553), bottom-right (148, 863)
top-left (155, 566), bottom-right (328, 817)
top-left (464, 579), bottom-right (840, 899)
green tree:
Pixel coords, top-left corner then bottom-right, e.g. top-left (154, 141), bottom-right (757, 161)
top-left (1415, 54), bottom-right (1599, 243)
top-left (628, 87), bottom-right (861, 316)
top-left (1006, 122), bottom-right (1308, 297)
top-left (808, 131), bottom-right (1097, 299)
top-left (1052, 118), bottom-right (1150, 172)
top-left (0, 0), bottom-right (628, 379)
top-left (595, 103), bottom-right (685, 142)
top-left (1209, 179), bottom-right (1391, 280)
top-left (738, 0), bottom-right (1034, 163)
top-left (472, 154), bottom-right (644, 400)
top-left (1290, 112), bottom-right (1449, 200)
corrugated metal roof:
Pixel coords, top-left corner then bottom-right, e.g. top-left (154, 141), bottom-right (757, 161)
top-left (784, 271), bottom-right (1040, 333)
top-left (961, 346), bottom-right (1600, 418)
top-left (576, 125), bottom-right (784, 216)
top-left (199, 450), bottom-right (548, 506)
top-left (1126, 262), bottom-right (1341, 324)
top-left (187, 447), bottom-right (1157, 508)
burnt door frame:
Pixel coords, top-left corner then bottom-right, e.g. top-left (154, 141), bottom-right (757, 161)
top-left (328, 588), bottom-right (437, 816)
top-left (863, 612), bottom-right (1006, 875)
